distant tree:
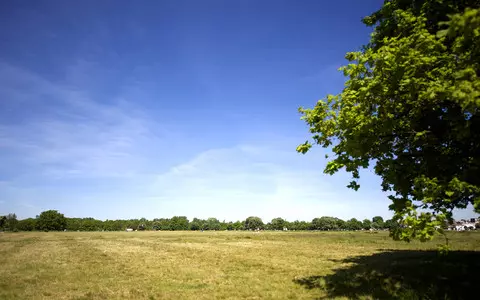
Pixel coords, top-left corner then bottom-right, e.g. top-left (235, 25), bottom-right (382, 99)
top-left (362, 219), bottom-right (372, 230)
top-left (384, 219), bottom-right (400, 230)
top-left (4, 213), bottom-right (18, 231)
top-left (6, 213), bottom-right (413, 233)
top-left (299, 220), bottom-right (311, 230)
top-left (189, 218), bottom-right (202, 230)
top-left (311, 217), bottom-right (339, 230)
top-left (225, 222), bottom-right (234, 231)
top-left (288, 220), bottom-right (299, 230)
top-left (152, 221), bottom-right (161, 231)
top-left (371, 216), bottom-right (384, 229)
top-left (270, 218), bottom-right (286, 230)
top-left (204, 218), bottom-right (221, 231)
top-left (232, 221), bottom-right (243, 230)
top-left (157, 218), bottom-right (170, 230)
top-left (220, 220), bottom-right (228, 231)
top-left (17, 218), bottom-right (36, 231)
top-left (66, 218), bottom-right (81, 231)
top-left (170, 216), bottom-right (189, 230)
top-left (103, 219), bottom-right (123, 231)
top-left (244, 216), bottom-right (264, 230)
top-left (336, 218), bottom-right (347, 230)
top-left (287, 220), bottom-right (310, 231)
top-left (346, 218), bottom-right (363, 231)
top-left (37, 210), bottom-right (67, 231)
top-left (0, 215), bottom-right (6, 229)
top-left (124, 219), bottom-right (139, 231)
top-left (78, 218), bottom-right (103, 231)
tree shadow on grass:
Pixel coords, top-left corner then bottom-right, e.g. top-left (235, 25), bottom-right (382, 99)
top-left (293, 250), bottom-right (480, 299)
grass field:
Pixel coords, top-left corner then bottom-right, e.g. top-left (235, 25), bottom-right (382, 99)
top-left (1, 231), bottom-right (479, 299)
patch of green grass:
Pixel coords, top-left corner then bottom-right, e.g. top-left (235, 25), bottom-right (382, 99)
top-left (0, 231), bottom-right (479, 299)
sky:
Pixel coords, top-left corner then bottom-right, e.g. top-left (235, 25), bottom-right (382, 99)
top-left (0, 0), bottom-right (476, 222)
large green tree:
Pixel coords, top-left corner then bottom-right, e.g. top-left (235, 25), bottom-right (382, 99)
top-left (270, 217), bottom-right (287, 230)
top-left (372, 216), bottom-right (385, 229)
top-left (0, 214), bottom-right (19, 231)
top-left (346, 218), bottom-right (363, 231)
top-left (5, 214), bottom-right (18, 231)
top-left (189, 218), bottom-right (203, 230)
top-left (298, 0), bottom-right (480, 242)
top-left (362, 219), bottom-right (372, 230)
top-left (17, 218), bottom-right (36, 231)
top-left (205, 218), bottom-right (221, 231)
top-left (37, 210), bottom-right (67, 231)
top-left (170, 216), bottom-right (189, 230)
top-left (244, 216), bottom-right (264, 230)
top-left (311, 217), bottom-right (340, 230)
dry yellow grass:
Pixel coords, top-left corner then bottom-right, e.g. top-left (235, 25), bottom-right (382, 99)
top-left (0, 231), bottom-right (479, 299)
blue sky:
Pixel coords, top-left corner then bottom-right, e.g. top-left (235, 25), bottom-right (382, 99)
top-left (0, 0), bottom-right (476, 222)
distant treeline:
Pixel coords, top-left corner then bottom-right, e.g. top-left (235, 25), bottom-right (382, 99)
top-left (0, 210), bottom-right (400, 232)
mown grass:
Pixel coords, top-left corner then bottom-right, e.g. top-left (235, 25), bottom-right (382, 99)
top-left (0, 231), bottom-right (479, 299)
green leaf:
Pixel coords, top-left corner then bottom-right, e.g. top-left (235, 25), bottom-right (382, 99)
top-left (298, 2), bottom-right (480, 243)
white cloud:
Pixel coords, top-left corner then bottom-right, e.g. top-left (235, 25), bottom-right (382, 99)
top-left (0, 63), bottom-right (395, 222)
top-left (0, 62), bottom-right (164, 179)
top-left (146, 145), bottom-right (391, 222)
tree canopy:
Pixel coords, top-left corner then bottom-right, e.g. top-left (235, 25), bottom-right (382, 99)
top-left (0, 214), bottom-right (18, 231)
top-left (346, 218), bottom-right (363, 231)
top-left (362, 219), bottom-right (372, 230)
top-left (269, 217), bottom-right (287, 230)
top-left (6, 210), bottom-right (476, 233)
top-left (297, 0), bottom-right (480, 242)
top-left (37, 210), bottom-right (67, 231)
top-left (244, 216), bottom-right (264, 230)
top-left (372, 216), bottom-right (385, 229)
top-left (311, 217), bottom-right (343, 231)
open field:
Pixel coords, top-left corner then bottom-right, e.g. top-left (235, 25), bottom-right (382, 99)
top-left (1, 231), bottom-right (479, 300)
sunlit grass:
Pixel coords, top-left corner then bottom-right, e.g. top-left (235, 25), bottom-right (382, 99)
top-left (1, 231), bottom-right (479, 299)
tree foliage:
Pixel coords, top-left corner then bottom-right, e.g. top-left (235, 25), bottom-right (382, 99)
top-left (372, 216), bottom-right (385, 229)
top-left (0, 214), bottom-right (18, 231)
top-left (346, 218), bottom-right (363, 231)
top-left (170, 216), bottom-right (190, 230)
top-left (2, 209), bottom-right (426, 233)
top-left (298, 0), bottom-right (480, 242)
top-left (268, 217), bottom-right (287, 230)
top-left (288, 220), bottom-right (311, 231)
top-left (0, 216), bottom-right (5, 229)
top-left (362, 219), bottom-right (372, 230)
top-left (311, 216), bottom-right (342, 230)
top-left (6, 214), bottom-right (18, 231)
top-left (37, 210), bottom-right (67, 231)
top-left (244, 216), bottom-right (264, 230)
top-left (17, 218), bottom-right (36, 231)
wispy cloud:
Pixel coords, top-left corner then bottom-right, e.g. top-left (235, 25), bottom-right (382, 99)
top-left (0, 62), bottom-right (163, 180)
top-left (0, 63), bottom-right (392, 221)
top-left (146, 145), bottom-right (390, 221)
